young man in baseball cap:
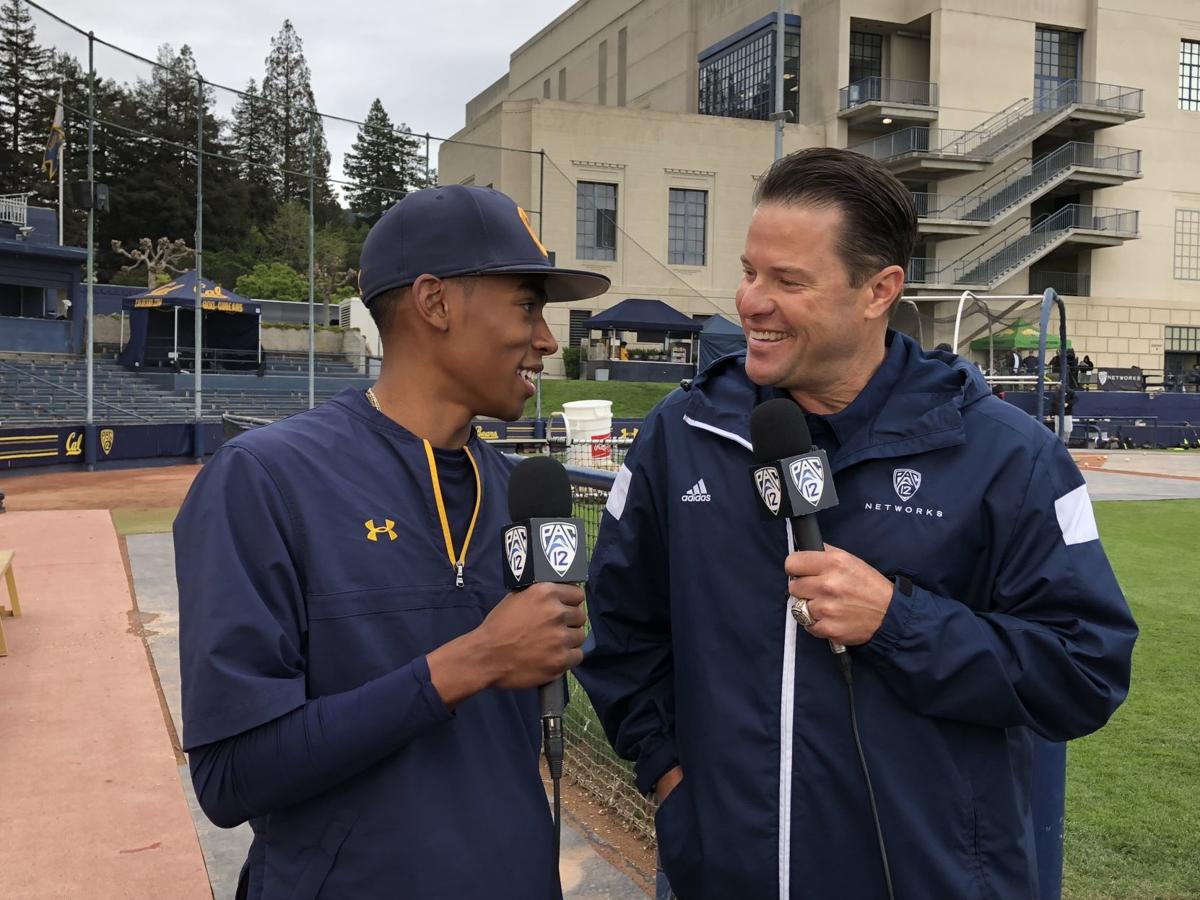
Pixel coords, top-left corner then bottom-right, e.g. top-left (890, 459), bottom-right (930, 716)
top-left (176, 185), bottom-right (610, 899)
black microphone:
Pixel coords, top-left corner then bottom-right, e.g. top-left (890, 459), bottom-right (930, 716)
top-left (503, 456), bottom-right (588, 772)
top-left (749, 398), bottom-right (845, 655)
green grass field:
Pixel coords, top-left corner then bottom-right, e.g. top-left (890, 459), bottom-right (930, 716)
top-left (1063, 500), bottom-right (1200, 899)
top-left (523, 379), bottom-right (676, 419)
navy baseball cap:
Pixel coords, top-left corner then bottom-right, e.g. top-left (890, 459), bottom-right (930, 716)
top-left (358, 185), bottom-right (611, 305)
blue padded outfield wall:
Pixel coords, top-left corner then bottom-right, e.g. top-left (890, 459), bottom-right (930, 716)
top-left (0, 423), bottom-right (227, 471)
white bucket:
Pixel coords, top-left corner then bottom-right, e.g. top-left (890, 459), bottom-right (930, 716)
top-left (559, 399), bottom-right (614, 466)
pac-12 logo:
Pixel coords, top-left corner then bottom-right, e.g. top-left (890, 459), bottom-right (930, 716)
top-left (789, 457), bottom-right (824, 507)
top-left (893, 468), bottom-right (922, 502)
top-left (540, 522), bottom-right (578, 577)
top-left (754, 466), bottom-right (782, 515)
top-left (504, 525), bottom-right (528, 580)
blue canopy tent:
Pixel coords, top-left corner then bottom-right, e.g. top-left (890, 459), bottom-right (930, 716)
top-left (697, 314), bottom-right (746, 371)
top-left (583, 298), bottom-right (703, 336)
top-left (117, 271), bottom-right (261, 371)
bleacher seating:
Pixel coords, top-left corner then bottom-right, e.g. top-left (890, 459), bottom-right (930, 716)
top-left (0, 353), bottom-right (359, 427)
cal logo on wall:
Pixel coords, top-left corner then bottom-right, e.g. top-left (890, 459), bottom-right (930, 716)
top-left (65, 432), bottom-right (83, 457)
top-left (100, 429), bottom-right (115, 455)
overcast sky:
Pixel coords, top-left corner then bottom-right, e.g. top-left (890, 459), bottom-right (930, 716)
top-left (32, 0), bottom-right (571, 191)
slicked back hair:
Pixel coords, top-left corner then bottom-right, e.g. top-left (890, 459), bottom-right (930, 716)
top-left (753, 147), bottom-right (918, 288)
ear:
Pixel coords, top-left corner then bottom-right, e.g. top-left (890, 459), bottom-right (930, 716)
top-left (863, 265), bottom-right (906, 322)
top-left (409, 274), bottom-right (450, 333)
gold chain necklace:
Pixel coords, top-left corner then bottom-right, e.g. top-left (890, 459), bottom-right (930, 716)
top-left (365, 385), bottom-right (481, 588)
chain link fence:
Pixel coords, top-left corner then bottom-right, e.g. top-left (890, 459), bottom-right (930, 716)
top-left (564, 470), bottom-right (659, 848)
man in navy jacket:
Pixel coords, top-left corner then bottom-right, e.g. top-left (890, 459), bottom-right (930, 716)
top-left (176, 186), bottom-right (610, 899)
top-left (576, 149), bottom-right (1136, 899)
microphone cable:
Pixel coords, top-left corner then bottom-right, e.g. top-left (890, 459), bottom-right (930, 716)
top-left (544, 714), bottom-right (565, 863)
top-left (838, 652), bottom-right (896, 900)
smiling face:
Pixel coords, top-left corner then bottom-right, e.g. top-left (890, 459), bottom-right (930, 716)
top-left (439, 274), bottom-right (558, 421)
top-left (736, 202), bottom-right (886, 397)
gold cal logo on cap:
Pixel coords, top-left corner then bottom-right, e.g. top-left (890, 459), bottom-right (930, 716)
top-left (517, 207), bottom-right (549, 259)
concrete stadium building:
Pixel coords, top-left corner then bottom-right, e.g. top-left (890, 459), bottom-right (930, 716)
top-left (440, 0), bottom-right (1200, 379)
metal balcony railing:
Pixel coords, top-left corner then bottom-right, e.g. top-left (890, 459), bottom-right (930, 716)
top-left (0, 192), bottom-right (32, 227)
top-left (851, 79), bottom-right (1144, 163)
top-left (1033, 78), bottom-right (1144, 115)
top-left (916, 142), bottom-right (1141, 223)
top-left (838, 77), bottom-right (938, 111)
top-left (906, 257), bottom-right (944, 285)
top-left (851, 126), bottom-right (972, 161)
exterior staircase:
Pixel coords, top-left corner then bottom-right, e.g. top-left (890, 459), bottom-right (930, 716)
top-left (907, 204), bottom-right (1139, 290)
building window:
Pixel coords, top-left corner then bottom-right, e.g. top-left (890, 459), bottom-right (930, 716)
top-left (543, 78), bottom-right (551, 99)
top-left (849, 31), bottom-right (883, 84)
top-left (598, 40), bottom-right (608, 105)
top-left (668, 188), bottom-right (707, 266)
top-left (1034, 27), bottom-right (1080, 101)
top-left (1175, 209), bottom-right (1200, 280)
top-left (558, 68), bottom-right (567, 100)
top-left (698, 18), bottom-right (801, 122)
top-left (1181, 40), bottom-right (1200, 110)
top-left (577, 182), bottom-right (617, 261)
top-left (1166, 325), bottom-right (1200, 352)
top-left (618, 28), bottom-right (628, 105)
top-left (1167, 325), bottom-right (1200, 352)
top-left (569, 309), bottom-right (593, 346)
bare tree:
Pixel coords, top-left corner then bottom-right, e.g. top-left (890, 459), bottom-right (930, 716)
top-left (111, 237), bottom-right (195, 290)
top-left (314, 260), bottom-right (357, 326)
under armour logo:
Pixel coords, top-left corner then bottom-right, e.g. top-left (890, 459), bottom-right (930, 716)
top-left (364, 518), bottom-right (397, 542)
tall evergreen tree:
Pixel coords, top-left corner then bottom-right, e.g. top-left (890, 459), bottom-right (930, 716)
top-left (230, 78), bottom-right (271, 182)
top-left (228, 78), bottom-right (277, 231)
top-left (260, 20), bottom-right (334, 210)
top-left (342, 98), bottom-right (423, 219)
top-left (0, 0), bottom-right (52, 191)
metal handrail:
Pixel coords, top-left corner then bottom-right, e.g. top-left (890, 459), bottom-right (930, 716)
top-left (853, 79), bottom-right (1144, 163)
top-left (909, 205), bottom-right (1137, 287)
top-left (917, 143), bottom-right (1141, 223)
top-left (951, 204), bottom-right (1138, 286)
top-left (0, 358), bottom-right (153, 422)
top-left (838, 77), bottom-right (938, 111)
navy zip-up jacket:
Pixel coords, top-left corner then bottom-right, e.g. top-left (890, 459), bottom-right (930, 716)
top-left (176, 389), bottom-right (558, 900)
top-left (576, 332), bottom-right (1136, 899)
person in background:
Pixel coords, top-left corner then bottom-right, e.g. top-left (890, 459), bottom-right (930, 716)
top-left (619, 341), bottom-right (631, 361)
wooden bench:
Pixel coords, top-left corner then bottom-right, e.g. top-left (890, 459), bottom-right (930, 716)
top-left (0, 550), bottom-right (22, 657)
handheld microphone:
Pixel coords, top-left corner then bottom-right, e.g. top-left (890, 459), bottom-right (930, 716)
top-left (749, 397), bottom-right (845, 654)
top-left (504, 455), bottom-right (587, 859)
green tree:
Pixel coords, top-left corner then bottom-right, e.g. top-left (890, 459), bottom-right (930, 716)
top-left (260, 20), bottom-right (335, 212)
top-left (342, 98), bottom-right (423, 218)
top-left (93, 44), bottom-right (252, 280)
top-left (0, 0), bottom-right (52, 191)
top-left (228, 77), bottom-right (277, 230)
top-left (264, 200), bottom-right (309, 271)
top-left (235, 262), bottom-right (307, 302)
